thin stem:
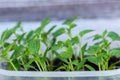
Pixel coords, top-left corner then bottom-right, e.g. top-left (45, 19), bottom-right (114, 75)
top-left (32, 55), bottom-right (42, 71)
top-left (79, 38), bottom-right (83, 61)
top-left (35, 61), bottom-right (42, 71)
top-left (9, 60), bottom-right (17, 71)
top-left (38, 59), bottom-right (46, 71)
top-left (101, 58), bottom-right (105, 70)
top-left (49, 51), bottom-right (53, 70)
top-left (69, 58), bottom-right (74, 71)
top-left (80, 48), bottom-right (83, 61)
top-left (98, 63), bottom-right (101, 71)
top-left (20, 58), bottom-right (27, 71)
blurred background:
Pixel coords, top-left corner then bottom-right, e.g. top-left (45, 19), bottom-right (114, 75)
top-left (0, 0), bottom-right (120, 21)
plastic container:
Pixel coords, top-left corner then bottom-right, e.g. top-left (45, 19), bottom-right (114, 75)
top-left (0, 21), bottom-right (120, 80)
top-left (0, 68), bottom-right (120, 80)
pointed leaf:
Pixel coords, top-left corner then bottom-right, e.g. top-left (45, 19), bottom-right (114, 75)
top-left (87, 45), bottom-right (99, 55)
top-left (28, 39), bottom-right (40, 54)
top-left (14, 22), bottom-right (21, 30)
top-left (35, 17), bottom-right (50, 34)
top-left (1, 22), bottom-right (21, 42)
top-left (81, 43), bottom-right (88, 54)
top-left (102, 30), bottom-right (108, 37)
top-left (53, 28), bottom-right (66, 38)
top-left (77, 59), bottom-right (86, 69)
top-left (93, 34), bottom-right (102, 40)
top-left (59, 51), bottom-right (72, 59)
top-left (25, 58), bottom-right (37, 68)
top-left (87, 56), bottom-right (102, 65)
top-left (26, 30), bottom-right (34, 41)
top-left (85, 64), bottom-right (95, 71)
top-left (1, 29), bottom-right (14, 42)
top-left (47, 25), bottom-right (56, 34)
top-left (109, 48), bottom-right (120, 56)
top-left (71, 60), bottom-right (79, 65)
top-left (71, 36), bottom-right (79, 45)
top-left (63, 16), bottom-right (79, 25)
top-left (10, 45), bottom-right (25, 59)
top-left (65, 39), bottom-right (72, 47)
top-left (79, 30), bottom-right (94, 37)
top-left (108, 31), bottom-right (120, 41)
top-left (17, 33), bottom-right (26, 43)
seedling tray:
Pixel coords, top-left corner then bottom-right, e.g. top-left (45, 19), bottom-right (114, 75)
top-left (0, 20), bottom-right (120, 80)
top-left (0, 69), bottom-right (120, 80)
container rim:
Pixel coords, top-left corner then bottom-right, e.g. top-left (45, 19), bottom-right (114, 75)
top-left (0, 69), bottom-right (120, 77)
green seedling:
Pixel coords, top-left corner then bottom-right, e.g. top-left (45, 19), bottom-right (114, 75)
top-left (87, 30), bottom-right (120, 70)
top-left (0, 17), bottom-right (120, 72)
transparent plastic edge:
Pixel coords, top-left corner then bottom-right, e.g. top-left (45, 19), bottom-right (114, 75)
top-left (0, 69), bottom-right (120, 77)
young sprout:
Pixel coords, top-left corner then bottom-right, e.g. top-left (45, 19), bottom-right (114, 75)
top-left (0, 17), bottom-right (120, 72)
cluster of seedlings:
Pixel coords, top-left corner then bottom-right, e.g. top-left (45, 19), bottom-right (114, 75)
top-left (0, 17), bottom-right (120, 71)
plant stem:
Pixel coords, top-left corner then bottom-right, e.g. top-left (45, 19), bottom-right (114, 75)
top-left (31, 55), bottom-right (42, 71)
top-left (35, 61), bottom-right (42, 71)
top-left (49, 51), bottom-right (53, 70)
top-left (79, 38), bottom-right (83, 61)
top-left (20, 58), bottom-right (27, 71)
top-left (69, 58), bottom-right (74, 71)
top-left (80, 48), bottom-right (83, 61)
top-left (98, 63), bottom-right (101, 71)
top-left (38, 59), bottom-right (46, 71)
top-left (9, 60), bottom-right (17, 71)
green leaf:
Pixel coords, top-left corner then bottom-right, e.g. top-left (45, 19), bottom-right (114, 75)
top-left (63, 16), bottom-right (79, 25)
top-left (26, 30), bottom-right (34, 42)
top-left (10, 45), bottom-right (25, 59)
top-left (71, 60), bottom-right (79, 65)
top-left (81, 43), bottom-right (88, 54)
top-left (85, 64), bottom-right (95, 71)
top-left (25, 58), bottom-right (37, 68)
top-left (79, 30), bottom-right (94, 37)
top-left (28, 39), bottom-right (40, 54)
top-left (69, 23), bottom-right (77, 29)
top-left (14, 22), bottom-right (21, 30)
top-left (87, 45), bottom-right (99, 55)
top-left (1, 29), bottom-right (14, 42)
top-left (71, 59), bottom-right (86, 70)
top-left (17, 33), bottom-right (26, 43)
top-left (41, 33), bottom-right (47, 44)
top-left (87, 56), bottom-right (102, 65)
top-left (65, 39), bottom-right (72, 47)
top-left (102, 30), bottom-right (108, 37)
top-left (77, 59), bottom-right (86, 70)
top-left (35, 17), bottom-right (50, 34)
top-left (109, 48), bottom-right (120, 56)
top-left (12, 59), bottom-right (21, 70)
top-left (1, 22), bottom-right (21, 42)
top-left (47, 25), bottom-right (56, 34)
top-left (108, 31), bottom-right (120, 41)
top-left (93, 34), bottom-right (102, 40)
top-left (1, 44), bottom-right (13, 59)
top-left (59, 51), bottom-right (72, 59)
top-left (71, 36), bottom-right (79, 45)
top-left (51, 41), bottom-right (64, 51)
top-left (67, 46), bottom-right (73, 53)
top-left (53, 28), bottom-right (66, 38)
top-left (2, 42), bottom-right (10, 48)
top-left (55, 64), bottom-right (67, 71)
top-left (51, 45), bottom-right (61, 51)
top-left (41, 17), bottom-right (50, 27)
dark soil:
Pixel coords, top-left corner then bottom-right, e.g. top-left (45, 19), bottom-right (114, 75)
top-left (28, 56), bottom-right (120, 71)
top-left (2, 56), bottom-right (120, 71)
